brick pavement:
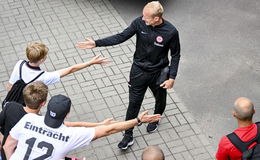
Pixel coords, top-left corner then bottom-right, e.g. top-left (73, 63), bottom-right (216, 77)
top-left (0, 0), bottom-right (214, 159)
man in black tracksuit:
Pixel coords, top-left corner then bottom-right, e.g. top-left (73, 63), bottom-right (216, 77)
top-left (77, 1), bottom-right (180, 150)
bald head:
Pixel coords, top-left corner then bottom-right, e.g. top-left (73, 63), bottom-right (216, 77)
top-left (233, 97), bottom-right (254, 121)
top-left (142, 146), bottom-right (165, 160)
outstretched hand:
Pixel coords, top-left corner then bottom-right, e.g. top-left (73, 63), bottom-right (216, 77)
top-left (138, 110), bottom-right (161, 123)
top-left (76, 38), bottom-right (96, 49)
top-left (90, 55), bottom-right (110, 65)
top-left (101, 118), bottom-right (118, 125)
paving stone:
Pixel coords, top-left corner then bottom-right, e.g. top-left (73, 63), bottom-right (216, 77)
top-left (176, 113), bottom-right (188, 125)
top-left (160, 128), bottom-right (179, 142)
top-left (144, 132), bottom-right (164, 146)
top-left (171, 145), bottom-right (187, 154)
top-left (175, 124), bottom-right (192, 132)
top-left (183, 112), bottom-right (196, 123)
top-left (168, 115), bottom-right (181, 127)
top-left (94, 145), bottom-right (115, 159)
top-left (124, 152), bottom-right (137, 160)
top-left (114, 84), bottom-right (126, 94)
top-left (190, 135), bottom-right (204, 147)
top-left (182, 151), bottom-right (194, 160)
top-left (165, 108), bottom-right (181, 116)
top-left (182, 137), bottom-right (196, 150)
top-left (165, 155), bottom-right (176, 160)
top-left (193, 152), bottom-right (212, 160)
top-left (94, 108), bottom-right (113, 121)
top-left (190, 147), bottom-right (207, 156)
top-left (105, 157), bottom-right (117, 160)
top-left (131, 136), bottom-right (148, 151)
top-left (179, 129), bottom-right (195, 138)
top-left (166, 139), bottom-right (183, 148)
top-left (190, 122), bottom-right (202, 134)
top-left (206, 145), bottom-right (216, 158)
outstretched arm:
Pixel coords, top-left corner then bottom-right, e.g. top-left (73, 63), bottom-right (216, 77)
top-left (64, 118), bottom-right (117, 127)
top-left (92, 111), bottom-right (161, 141)
top-left (76, 17), bottom-right (138, 49)
top-left (3, 135), bottom-right (18, 159)
top-left (58, 55), bottom-right (109, 78)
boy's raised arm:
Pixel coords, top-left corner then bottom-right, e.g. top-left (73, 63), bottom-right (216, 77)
top-left (92, 111), bottom-right (161, 141)
top-left (58, 55), bottom-right (109, 78)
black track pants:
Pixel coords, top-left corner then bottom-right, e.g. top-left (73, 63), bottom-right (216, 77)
top-left (125, 65), bottom-right (167, 136)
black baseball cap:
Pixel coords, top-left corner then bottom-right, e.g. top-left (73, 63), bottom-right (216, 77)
top-left (44, 94), bottom-right (71, 128)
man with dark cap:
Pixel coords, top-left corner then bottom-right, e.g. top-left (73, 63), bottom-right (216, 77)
top-left (3, 94), bottom-right (161, 160)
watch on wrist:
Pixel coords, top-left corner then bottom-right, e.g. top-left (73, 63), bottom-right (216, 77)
top-left (136, 117), bottom-right (142, 126)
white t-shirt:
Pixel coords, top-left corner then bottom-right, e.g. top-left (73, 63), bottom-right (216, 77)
top-left (9, 113), bottom-right (95, 160)
top-left (9, 60), bottom-right (60, 85)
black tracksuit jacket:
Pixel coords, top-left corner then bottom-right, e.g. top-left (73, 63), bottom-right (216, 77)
top-left (95, 16), bottom-right (180, 79)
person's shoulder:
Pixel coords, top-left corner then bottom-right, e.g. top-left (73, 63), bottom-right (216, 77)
top-left (13, 60), bottom-right (25, 68)
top-left (22, 113), bottom-right (43, 123)
top-left (233, 123), bottom-right (256, 134)
top-left (38, 70), bottom-right (60, 85)
top-left (218, 135), bottom-right (233, 149)
top-left (133, 16), bottom-right (142, 21)
top-left (23, 113), bottom-right (38, 119)
top-left (17, 59), bottom-right (25, 63)
top-left (132, 16), bottom-right (143, 24)
top-left (163, 20), bottom-right (178, 31)
top-left (5, 102), bottom-right (24, 111)
top-left (5, 101), bottom-right (23, 107)
top-left (220, 135), bottom-right (229, 142)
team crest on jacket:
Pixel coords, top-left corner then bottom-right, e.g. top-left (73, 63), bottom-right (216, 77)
top-left (156, 36), bottom-right (163, 43)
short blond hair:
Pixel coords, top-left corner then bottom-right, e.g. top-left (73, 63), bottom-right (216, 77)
top-left (144, 1), bottom-right (164, 17)
top-left (23, 82), bottom-right (48, 109)
top-left (26, 42), bottom-right (49, 63)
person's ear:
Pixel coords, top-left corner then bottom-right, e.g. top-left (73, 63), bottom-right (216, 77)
top-left (38, 56), bottom-right (47, 64)
top-left (40, 101), bottom-right (46, 107)
top-left (39, 58), bottom-right (45, 63)
top-left (232, 111), bottom-right (236, 117)
top-left (154, 16), bottom-right (159, 22)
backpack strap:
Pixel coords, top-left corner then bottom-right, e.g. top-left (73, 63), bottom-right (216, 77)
top-left (19, 60), bottom-right (44, 84)
top-left (27, 71), bottom-right (45, 84)
top-left (19, 60), bottom-right (27, 80)
top-left (255, 122), bottom-right (260, 143)
top-left (227, 123), bottom-right (260, 152)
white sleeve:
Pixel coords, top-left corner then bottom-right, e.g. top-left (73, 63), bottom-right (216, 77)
top-left (9, 60), bottom-right (23, 84)
top-left (69, 127), bottom-right (95, 150)
top-left (9, 114), bottom-right (28, 140)
top-left (40, 71), bottom-right (61, 85)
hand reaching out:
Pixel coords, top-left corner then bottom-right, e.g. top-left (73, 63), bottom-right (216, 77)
top-left (90, 55), bottom-right (110, 66)
top-left (76, 38), bottom-right (96, 49)
top-left (101, 118), bottom-right (118, 125)
top-left (138, 110), bottom-right (161, 123)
